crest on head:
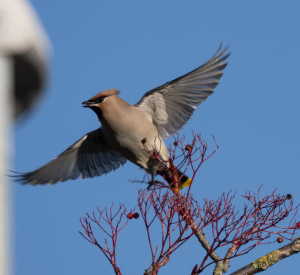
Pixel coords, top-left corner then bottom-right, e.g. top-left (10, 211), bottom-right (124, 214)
top-left (89, 89), bottom-right (120, 101)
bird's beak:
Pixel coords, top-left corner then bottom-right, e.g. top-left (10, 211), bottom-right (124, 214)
top-left (82, 101), bottom-right (93, 107)
top-left (82, 100), bottom-right (103, 119)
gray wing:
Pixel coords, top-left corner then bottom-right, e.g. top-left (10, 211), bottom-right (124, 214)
top-left (12, 128), bottom-right (127, 185)
top-left (134, 44), bottom-right (230, 138)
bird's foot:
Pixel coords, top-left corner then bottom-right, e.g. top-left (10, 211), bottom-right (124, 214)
top-left (147, 179), bottom-right (165, 189)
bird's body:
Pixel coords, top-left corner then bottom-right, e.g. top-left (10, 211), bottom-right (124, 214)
top-left (13, 45), bottom-right (230, 190)
top-left (99, 94), bottom-right (169, 174)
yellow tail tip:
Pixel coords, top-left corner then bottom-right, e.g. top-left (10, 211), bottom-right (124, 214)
top-left (171, 177), bottom-right (192, 192)
top-left (179, 177), bottom-right (192, 191)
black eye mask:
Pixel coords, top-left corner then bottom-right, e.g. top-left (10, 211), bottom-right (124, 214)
top-left (94, 96), bottom-right (106, 104)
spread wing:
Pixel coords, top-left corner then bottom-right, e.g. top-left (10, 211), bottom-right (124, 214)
top-left (12, 128), bottom-right (127, 185)
top-left (134, 44), bottom-right (230, 138)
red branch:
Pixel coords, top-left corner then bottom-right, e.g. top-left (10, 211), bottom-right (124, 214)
top-left (195, 187), bottom-right (298, 273)
top-left (79, 133), bottom-right (299, 275)
top-left (137, 132), bottom-right (219, 193)
top-left (80, 204), bottom-right (135, 275)
top-left (138, 188), bottom-right (204, 270)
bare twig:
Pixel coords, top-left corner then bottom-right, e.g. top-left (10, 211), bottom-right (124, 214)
top-left (79, 133), bottom-right (300, 275)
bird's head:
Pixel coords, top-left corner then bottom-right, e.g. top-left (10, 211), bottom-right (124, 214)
top-left (82, 89), bottom-right (120, 120)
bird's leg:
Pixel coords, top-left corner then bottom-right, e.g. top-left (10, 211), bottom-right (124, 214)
top-left (147, 174), bottom-right (165, 189)
top-left (147, 174), bottom-right (157, 189)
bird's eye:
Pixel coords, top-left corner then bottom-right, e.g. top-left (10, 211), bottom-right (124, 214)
top-left (95, 97), bottom-right (106, 104)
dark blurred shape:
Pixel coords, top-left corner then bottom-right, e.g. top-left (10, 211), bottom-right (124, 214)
top-left (13, 47), bottom-right (46, 118)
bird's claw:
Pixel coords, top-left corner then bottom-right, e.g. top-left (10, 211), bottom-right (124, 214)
top-left (147, 179), bottom-right (165, 189)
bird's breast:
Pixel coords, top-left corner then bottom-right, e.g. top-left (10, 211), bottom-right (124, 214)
top-left (100, 107), bottom-right (169, 169)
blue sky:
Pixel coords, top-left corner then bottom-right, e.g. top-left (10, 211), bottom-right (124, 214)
top-left (14, 1), bottom-right (300, 274)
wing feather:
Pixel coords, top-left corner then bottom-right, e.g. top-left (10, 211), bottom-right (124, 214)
top-left (12, 128), bottom-right (127, 185)
top-left (135, 44), bottom-right (230, 138)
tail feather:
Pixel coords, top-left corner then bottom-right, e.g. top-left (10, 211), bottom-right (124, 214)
top-left (177, 170), bottom-right (192, 190)
top-left (160, 167), bottom-right (192, 191)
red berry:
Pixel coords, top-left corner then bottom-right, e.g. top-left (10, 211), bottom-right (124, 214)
top-left (173, 141), bottom-right (179, 146)
top-left (141, 138), bottom-right (147, 144)
top-left (277, 237), bottom-right (283, 243)
top-left (296, 222), bottom-right (300, 228)
top-left (185, 145), bottom-right (192, 151)
top-left (127, 213), bottom-right (133, 219)
top-left (133, 212), bottom-right (139, 219)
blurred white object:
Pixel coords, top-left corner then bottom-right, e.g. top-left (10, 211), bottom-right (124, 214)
top-left (0, 0), bottom-right (50, 274)
top-left (0, 55), bottom-right (13, 275)
top-left (0, 0), bottom-right (49, 119)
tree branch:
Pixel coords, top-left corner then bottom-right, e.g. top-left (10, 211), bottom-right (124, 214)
top-left (192, 226), bottom-right (221, 263)
top-left (230, 236), bottom-right (300, 275)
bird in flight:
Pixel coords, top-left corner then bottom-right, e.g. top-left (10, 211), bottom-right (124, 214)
top-left (13, 45), bottom-right (230, 190)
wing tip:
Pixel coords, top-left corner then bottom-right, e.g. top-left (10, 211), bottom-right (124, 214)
top-left (212, 43), bottom-right (230, 65)
top-left (7, 170), bottom-right (45, 186)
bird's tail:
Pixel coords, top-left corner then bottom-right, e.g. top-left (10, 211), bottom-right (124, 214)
top-left (176, 170), bottom-right (192, 191)
top-left (159, 167), bottom-right (192, 192)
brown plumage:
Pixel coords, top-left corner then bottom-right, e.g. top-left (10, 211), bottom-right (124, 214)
top-left (89, 89), bottom-right (120, 100)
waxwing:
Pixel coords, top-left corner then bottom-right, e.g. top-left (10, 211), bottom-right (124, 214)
top-left (13, 45), bottom-right (230, 190)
